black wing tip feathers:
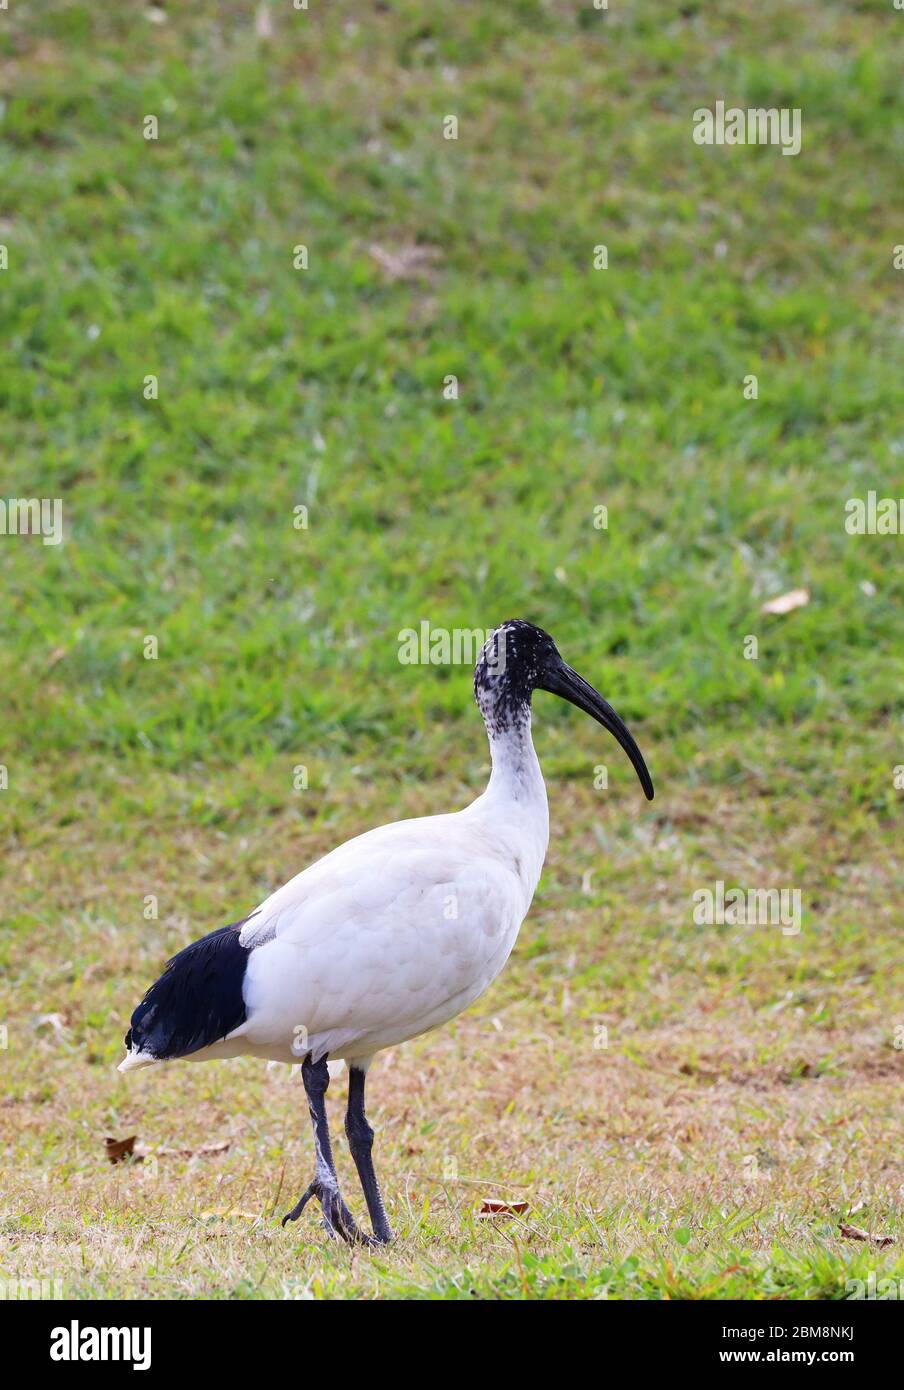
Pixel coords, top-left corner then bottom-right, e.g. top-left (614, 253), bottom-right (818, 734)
top-left (125, 918), bottom-right (252, 1061)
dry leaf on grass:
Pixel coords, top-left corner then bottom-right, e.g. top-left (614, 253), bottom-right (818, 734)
top-left (839, 1221), bottom-right (895, 1249)
top-left (104, 1135), bottom-right (146, 1164)
top-left (158, 1140), bottom-right (231, 1158)
top-left (104, 1135), bottom-right (230, 1164)
top-left (478, 1198), bottom-right (530, 1219)
top-left (760, 588), bottom-right (810, 616)
top-left (367, 243), bottom-right (439, 282)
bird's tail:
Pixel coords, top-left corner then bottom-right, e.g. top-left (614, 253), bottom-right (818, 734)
top-left (117, 1048), bottom-right (158, 1073)
top-left (119, 918), bottom-right (251, 1068)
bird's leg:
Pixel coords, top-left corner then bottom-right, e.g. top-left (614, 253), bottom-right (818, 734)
top-left (344, 1065), bottom-right (394, 1244)
top-left (282, 1055), bottom-right (366, 1244)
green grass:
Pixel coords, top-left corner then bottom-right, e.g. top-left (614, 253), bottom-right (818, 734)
top-left (0, 0), bottom-right (902, 1299)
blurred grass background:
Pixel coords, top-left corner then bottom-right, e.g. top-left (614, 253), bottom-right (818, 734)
top-left (0, 0), bottom-right (902, 1299)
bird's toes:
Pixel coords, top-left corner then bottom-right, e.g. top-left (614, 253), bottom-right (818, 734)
top-left (281, 1179), bottom-right (320, 1227)
top-left (323, 1193), bottom-right (365, 1246)
top-left (281, 1179), bottom-right (365, 1246)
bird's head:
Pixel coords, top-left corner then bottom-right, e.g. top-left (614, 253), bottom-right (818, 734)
top-left (474, 619), bottom-right (654, 800)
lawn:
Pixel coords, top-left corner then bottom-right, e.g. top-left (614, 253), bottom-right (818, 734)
top-left (0, 0), bottom-right (902, 1299)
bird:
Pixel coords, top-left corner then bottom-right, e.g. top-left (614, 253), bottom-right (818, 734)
top-left (118, 619), bottom-right (654, 1245)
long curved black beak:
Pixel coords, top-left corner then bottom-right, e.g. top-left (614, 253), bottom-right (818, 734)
top-left (537, 663), bottom-right (654, 800)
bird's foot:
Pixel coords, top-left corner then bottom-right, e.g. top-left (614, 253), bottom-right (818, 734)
top-left (281, 1177), bottom-right (374, 1246)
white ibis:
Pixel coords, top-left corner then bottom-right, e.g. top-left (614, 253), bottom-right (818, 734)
top-left (119, 620), bottom-right (654, 1245)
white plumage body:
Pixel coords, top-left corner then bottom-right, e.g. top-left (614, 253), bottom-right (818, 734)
top-left (126, 717), bottom-right (549, 1071)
